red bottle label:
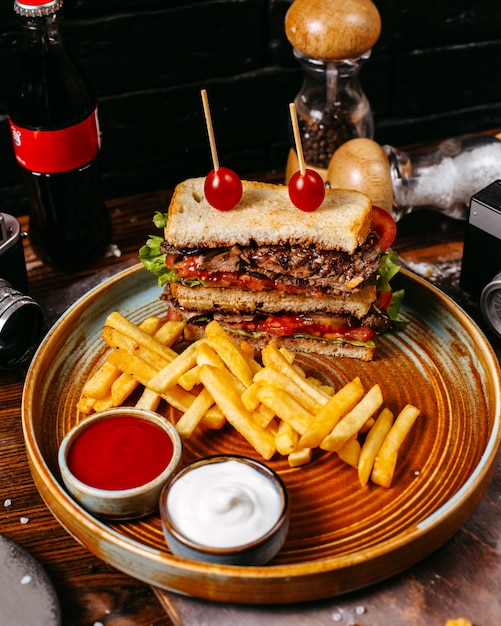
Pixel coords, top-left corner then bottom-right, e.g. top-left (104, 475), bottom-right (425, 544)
top-left (8, 108), bottom-right (101, 174)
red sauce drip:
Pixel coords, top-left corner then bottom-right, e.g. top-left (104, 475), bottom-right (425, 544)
top-left (67, 416), bottom-right (174, 490)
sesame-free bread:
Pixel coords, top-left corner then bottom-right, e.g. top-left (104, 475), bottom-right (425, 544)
top-left (243, 333), bottom-right (375, 361)
top-left (164, 178), bottom-right (372, 254)
top-left (170, 283), bottom-right (377, 319)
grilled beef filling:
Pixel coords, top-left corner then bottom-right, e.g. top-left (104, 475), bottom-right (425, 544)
top-left (161, 233), bottom-right (381, 298)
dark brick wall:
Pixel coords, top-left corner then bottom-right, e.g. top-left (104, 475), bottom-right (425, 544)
top-left (1, 0), bottom-right (501, 216)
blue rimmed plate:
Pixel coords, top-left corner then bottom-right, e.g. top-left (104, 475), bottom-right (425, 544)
top-left (21, 264), bottom-right (501, 604)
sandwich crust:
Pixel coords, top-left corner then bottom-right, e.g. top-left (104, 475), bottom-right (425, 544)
top-left (165, 178), bottom-right (372, 254)
top-left (242, 334), bottom-right (375, 361)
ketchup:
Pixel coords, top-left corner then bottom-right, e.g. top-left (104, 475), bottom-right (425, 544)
top-left (67, 415), bottom-right (174, 490)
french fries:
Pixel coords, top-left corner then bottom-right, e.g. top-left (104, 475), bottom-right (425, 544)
top-left (207, 332), bottom-right (254, 388)
top-left (175, 387), bottom-right (215, 438)
top-left (320, 384), bottom-right (383, 453)
top-left (257, 385), bottom-right (315, 436)
top-left (371, 404), bottom-right (421, 488)
top-left (199, 364), bottom-right (276, 460)
top-left (261, 341), bottom-right (331, 406)
top-left (77, 314), bottom-right (182, 413)
top-left (298, 377), bottom-right (364, 449)
top-left (288, 447), bottom-right (313, 467)
top-left (81, 360), bottom-right (121, 399)
top-left (337, 438), bottom-right (361, 469)
top-left (253, 366), bottom-right (323, 414)
top-left (77, 311), bottom-right (421, 487)
top-left (358, 407), bottom-right (394, 487)
top-left (148, 339), bottom-right (206, 394)
top-left (275, 420), bottom-right (299, 456)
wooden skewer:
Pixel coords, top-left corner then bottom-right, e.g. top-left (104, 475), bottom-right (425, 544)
top-left (289, 102), bottom-right (306, 176)
top-left (201, 89), bottom-right (220, 171)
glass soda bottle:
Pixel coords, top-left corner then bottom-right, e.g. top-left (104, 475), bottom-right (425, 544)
top-left (8, 0), bottom-right (111, 272)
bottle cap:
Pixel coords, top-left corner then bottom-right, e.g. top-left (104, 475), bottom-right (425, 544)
top-left (480, 272), bottom-right (501, 339)
top-left (14, 0), bottom-right (63, 17)
top-left (285, 0), bottom-right (381, 60)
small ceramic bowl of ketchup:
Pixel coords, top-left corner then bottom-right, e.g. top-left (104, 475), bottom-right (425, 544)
top-left (159, 455), bottom-right (289, 566)
top-left (58, 407), bottom-right (182, 520)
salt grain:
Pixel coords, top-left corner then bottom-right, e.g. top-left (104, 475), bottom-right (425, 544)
top-left (4, 498), bottom-right (12, 507)
top-left (20, 575), bottom-right (32, 585)
top-left (355, 605), bottom-right (366, 615)
top-left (391, 136), bottom-right (501, 213)
top-left (19, 516), bottom-right (30, 524)
top-left (403, 259), bottom-right (461, 291)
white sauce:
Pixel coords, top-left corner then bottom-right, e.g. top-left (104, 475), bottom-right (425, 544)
top-left (167, 460), bottom-right (283, 549)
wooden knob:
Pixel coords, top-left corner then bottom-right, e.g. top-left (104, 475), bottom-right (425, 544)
top-left (285, 0), bottom-right (381, 60)
top-left (326, 138), bottom-right (393, 213)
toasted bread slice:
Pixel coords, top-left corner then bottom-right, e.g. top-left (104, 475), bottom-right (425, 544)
top-left (164, 178), bottom-right (372, 254)
top-left (169, 283), bottom-right (377, 319)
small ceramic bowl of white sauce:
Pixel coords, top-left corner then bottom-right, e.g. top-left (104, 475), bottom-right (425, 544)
top-left (159, 455), bottom-right (289, 566)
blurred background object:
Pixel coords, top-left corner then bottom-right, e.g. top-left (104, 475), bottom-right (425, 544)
top-left (326, 133), bottom-right (501, 220)
top-left (1, 0), bottom-right (501, 217)
top-left (8, 0), bottom-right (111, 272)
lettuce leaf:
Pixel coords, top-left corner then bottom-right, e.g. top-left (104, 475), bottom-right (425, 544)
top-left (388, 288), bottom-right (408, 331)
top-left (139, 213), bottom-right (171, 286)
top-left (376, 250), bottom-right (408, 331)
top-left (378, 250), bottom-right (401, 293)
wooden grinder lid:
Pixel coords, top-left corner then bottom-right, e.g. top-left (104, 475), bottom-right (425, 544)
top-left (285, 0), bottom-right (381, 60)
top-left (327, 138), bottom-right (393, 214)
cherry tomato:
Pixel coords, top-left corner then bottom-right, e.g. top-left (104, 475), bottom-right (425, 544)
top-left (371, 205), bottom-right (397, 251)
top-left (288, 169), bottom-right (325, 212)
top-left (204, 167), bottom-right (242, 211)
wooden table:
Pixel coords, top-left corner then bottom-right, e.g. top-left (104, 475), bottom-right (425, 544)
top-left (1, 175), bottom-right (500, 626)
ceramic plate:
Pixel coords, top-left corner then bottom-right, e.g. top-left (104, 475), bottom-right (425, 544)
top-left (21, 264), bottom-right (501, 604)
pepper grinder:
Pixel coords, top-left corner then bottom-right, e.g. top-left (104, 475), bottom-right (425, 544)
top-left (284, 0), bottom-right (381, 183)
top-left (326, 134), bottom-right (501, 221)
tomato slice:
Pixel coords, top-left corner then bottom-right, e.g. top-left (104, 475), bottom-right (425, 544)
top-left (166, 305), bottom-right (183, 321)
top-left (377, 289), bottom-right (393, 310)
top-left (236, 314), bottom-right (375, 342)
top-left (165, 254), bottom-right (205, 277)
top-left (324, 326), bottom-right (374, 342)
top-left (371, 206), bottom-right (397, 252)
top-left (238, 274), bottom-right (276, 291)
